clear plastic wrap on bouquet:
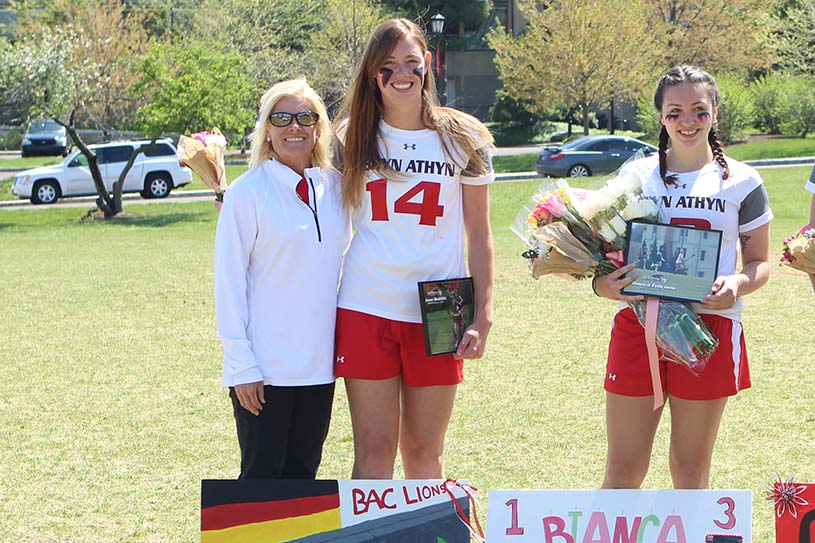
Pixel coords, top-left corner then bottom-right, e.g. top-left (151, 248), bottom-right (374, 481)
top-left (511, 169), bottom-right (658, 280)
top-left (629, 299), bottom-right (719, 375)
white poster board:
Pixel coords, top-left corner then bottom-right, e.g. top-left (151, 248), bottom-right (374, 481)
top-left (338, 479), bottom-right (468, 527)
top-left (486, 489), bottom-right (751, 543)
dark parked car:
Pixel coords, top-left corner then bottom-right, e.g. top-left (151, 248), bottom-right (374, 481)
top-left (21, 119), bottom-right (71, 157)
top-left (536, 135), bottom-right (657, 178)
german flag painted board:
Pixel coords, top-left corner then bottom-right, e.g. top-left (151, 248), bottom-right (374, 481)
top-left (201, 479), bottom-right (472, 543)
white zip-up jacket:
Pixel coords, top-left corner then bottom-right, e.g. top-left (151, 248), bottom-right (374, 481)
top-left (214, 159), bottom-right (350, 387)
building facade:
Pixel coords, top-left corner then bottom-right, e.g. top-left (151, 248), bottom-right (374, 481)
top-left (444, 0), bottom-right (525, 119)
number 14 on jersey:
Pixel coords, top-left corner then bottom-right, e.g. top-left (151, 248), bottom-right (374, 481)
top-left (366, 179), bottom-right (445, 226)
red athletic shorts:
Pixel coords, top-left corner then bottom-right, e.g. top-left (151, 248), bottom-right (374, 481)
top-left (605, 308), bottom-right (750, 400)
top-left (334, 308), bottom-right (464, 387)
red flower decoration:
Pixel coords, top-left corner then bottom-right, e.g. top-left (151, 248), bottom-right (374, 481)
top-left (766, 474), bottom-right (809, 519)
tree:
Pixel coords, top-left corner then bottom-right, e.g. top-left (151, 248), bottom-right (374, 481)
top-left (2, 0), bottom-right (159, 217)
top-left (0, 25), bottom-right (129, 215)
top-left (178, 0), bottom-right (388, 114)
top-left (305, 0), bottom-right (386, 109)
top-left (768, 0), bottom-right (815, 75)
top-left (187, 0), bottom-right (322, 100)
top-left (10, 0), bottom-right (151, 137)
top-left (489, 0), bottom-right (659, 135)
top-left (645, 0), bottom-right (777, 73)
top-left (133, 43), bottom-right (255, 143)
top-left (384, 0), bottom-right (491, 36)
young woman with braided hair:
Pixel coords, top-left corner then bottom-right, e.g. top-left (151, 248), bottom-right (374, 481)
top-left (593, 65), bottom-right (772, 489)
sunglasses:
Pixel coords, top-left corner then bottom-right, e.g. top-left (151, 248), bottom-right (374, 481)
top-left (268, 111), bottom-right (320, 127)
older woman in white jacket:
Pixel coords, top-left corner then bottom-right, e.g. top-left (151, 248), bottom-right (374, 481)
top-left (214, 79), bottom-right (350, 479)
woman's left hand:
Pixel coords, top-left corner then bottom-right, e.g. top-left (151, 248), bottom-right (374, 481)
top-left (454, 319), bottom-right (491, 360)
top-left (701, 275), bottom-right (741, 310)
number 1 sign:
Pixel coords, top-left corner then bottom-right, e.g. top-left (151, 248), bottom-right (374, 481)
top-left (486, 489), bottom-right (751, 543)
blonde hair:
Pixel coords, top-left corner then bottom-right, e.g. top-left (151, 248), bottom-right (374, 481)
top-left (249, 79), bottom-right (331, 169)
top-left (334, 18), bottom-right (494, 209)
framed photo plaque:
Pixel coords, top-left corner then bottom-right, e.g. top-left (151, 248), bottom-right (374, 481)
top-left (417, 277), bottom-right (474, 356)
top-left (621, 220), bottom-right (723, 303)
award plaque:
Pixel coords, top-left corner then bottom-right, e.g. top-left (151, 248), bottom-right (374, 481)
top-left (417, 277), bottom-right (475, 356)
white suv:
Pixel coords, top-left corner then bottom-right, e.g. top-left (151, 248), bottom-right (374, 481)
top-left (12, 139), bottom-right (193, 204)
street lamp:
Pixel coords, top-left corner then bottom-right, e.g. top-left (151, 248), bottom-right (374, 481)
top-left (429, 13), bottom-right (447, 106)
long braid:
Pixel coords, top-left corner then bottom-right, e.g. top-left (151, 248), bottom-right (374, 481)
top-left (708, 126), bottom-right (730, 180)
top-left (658, 125), bottom-right (678, 187)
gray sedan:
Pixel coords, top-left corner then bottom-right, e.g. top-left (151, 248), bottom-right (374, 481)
top-left (536, 135), bottom-right (657, 178)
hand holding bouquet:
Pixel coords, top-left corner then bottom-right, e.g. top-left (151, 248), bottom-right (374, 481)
top-left (512, 170), bottom-right (718, 377)
top-left (177, 128), bottom-right (228, 208)
top-left (780, 224), bottom-right (815, 274)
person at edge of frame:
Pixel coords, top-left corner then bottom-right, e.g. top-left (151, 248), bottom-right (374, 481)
top-left (805, 163), bottom-right (815, 292)
top-left (214, 79), bottom-right (351, 479)
top-left (593, 65), bottom-right (772, 489)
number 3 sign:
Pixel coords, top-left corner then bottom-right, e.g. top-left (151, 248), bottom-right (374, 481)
top-left (486, 489), bottom-right (751, 543)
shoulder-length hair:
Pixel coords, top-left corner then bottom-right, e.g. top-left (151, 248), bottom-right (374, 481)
top-left (248, 79), bottom-right (331, 170)
top-left (334, 18), bottom-right (493, 209)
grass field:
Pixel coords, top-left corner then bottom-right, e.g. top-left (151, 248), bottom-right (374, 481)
top-left (0, 166), bottom-right (814, 542)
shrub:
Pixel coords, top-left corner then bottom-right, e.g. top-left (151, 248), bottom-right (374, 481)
top-left (0, 126), bottom-right (22, 150)
top-left (750, 74), bottom-right (791, 135)
top-left (715, 75), bottom-right (754, 144)
top-left (635, 93), bottom-right (660, 140)
top-left (780, 76), bottom-right (815, 138)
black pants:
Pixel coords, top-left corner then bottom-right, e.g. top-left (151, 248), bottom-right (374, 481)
top-left (229, 382), bottom-right (335, 480)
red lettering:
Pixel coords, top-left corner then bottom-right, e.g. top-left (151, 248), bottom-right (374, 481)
top-left (402, 485), bottom-right (419, 505)
top-left (365, 179), bottom-right (445, 226)
top-left (505, 498), bottom-right (525, 535)
top-left (543, 516), bottom-right (575, 543)
top-left (352, 487), bottom-right (397, 515)
top-left (612, 516), bottom-right (641, 543)
top-left (714, 497), bottom-right (736, 530)
top-left (352, 488), bottom-right (368, 515)
top-left (669, 217), bottom-right (711, 229)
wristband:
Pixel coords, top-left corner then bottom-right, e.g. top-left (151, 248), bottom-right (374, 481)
top-left (592, 276), bottom-right (600, 297)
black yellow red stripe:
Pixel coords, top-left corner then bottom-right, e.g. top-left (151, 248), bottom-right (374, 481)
top-left (201, 507), bottom-right (341, 543)
top-left (201, 493), bottom-right (340, 531)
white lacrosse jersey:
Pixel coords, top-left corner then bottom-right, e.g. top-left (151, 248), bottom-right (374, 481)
top-left (337, 121), bottom-right (494, 323)
top-left (620, 155), bottom-right (772, 320)
top-left (806, 163), bottom-right (815, 194)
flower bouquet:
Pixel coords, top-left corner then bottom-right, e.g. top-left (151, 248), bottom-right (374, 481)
top-left (177, 128), bottom-right (228, 208)
top-left (780, 224), bottom-right (815, 274)
top-left (512, 170), bottom-right (718, 376)
top-left (511, 172), bottom-right (659, 278)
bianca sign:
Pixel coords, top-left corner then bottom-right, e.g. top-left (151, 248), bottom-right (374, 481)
top-left (486, 489), bottom-right (751, 543)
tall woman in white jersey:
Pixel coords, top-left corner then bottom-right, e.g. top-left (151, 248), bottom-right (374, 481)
top-left (332, 18), bottom-right (495, 479)
top-left (594, 66), bottom-right (771, 489)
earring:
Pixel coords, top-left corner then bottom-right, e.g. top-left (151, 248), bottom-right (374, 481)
top-left (266, 136), bottom-right (271, 142)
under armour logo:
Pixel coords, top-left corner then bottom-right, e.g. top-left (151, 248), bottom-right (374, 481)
top-left (673, 183), bottom-right (687, 189)
top-left (336, 356), bottom-right (345, 364)
top-left (403, 143), bottom-right (416, 150)
top-left (608, 373), bottom-right (617, 381)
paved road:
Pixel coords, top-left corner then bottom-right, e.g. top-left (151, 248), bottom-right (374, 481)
top-left (2, 153), bottom-right (813, 211)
